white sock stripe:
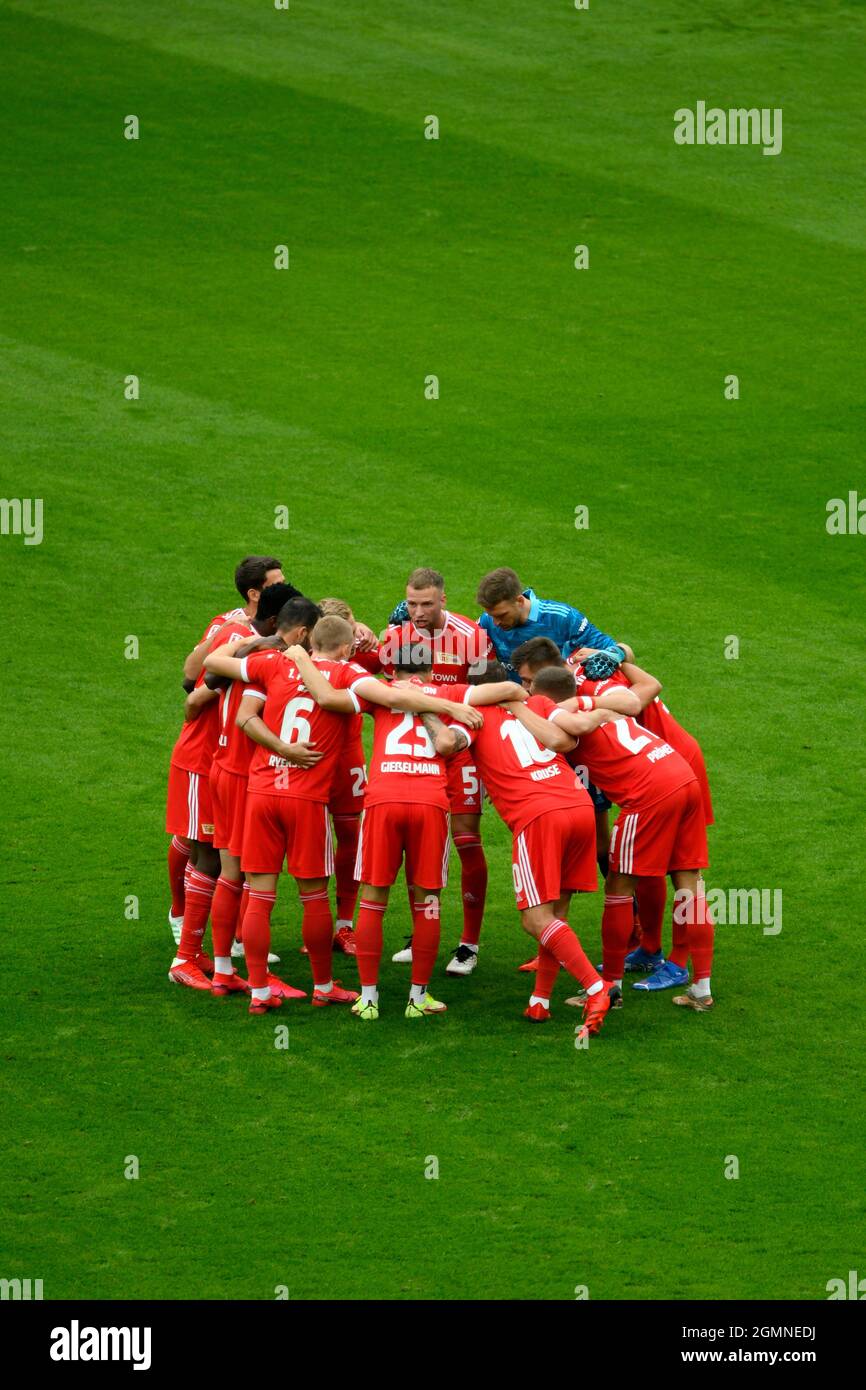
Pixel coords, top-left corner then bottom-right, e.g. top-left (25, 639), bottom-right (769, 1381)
top-left (359, 899), bottom-right (386, 912)
top-left (539, 920), bottom-right (564, 947)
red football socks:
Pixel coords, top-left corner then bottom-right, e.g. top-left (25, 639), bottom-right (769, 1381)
top-left (600, 894), bottom-right (634, 982)
top-left (168, 836), bottom-right (190, 917)
top-left (237, 880), bottom-right (250, 942)
top-left (355, 898), bottom-right (386, 987)
top-left (333, 815), bottom-right (361, 923)
top-left (411, 895), bottom-right (441, 989)
top-left (635, 876), bottom-right (667, 955)
top-left (211, 875), bottom-right (242, 960)
top-left (687, 888), bottom-right (714, 980)
top-left (300, 888), bottom-right (334, 987)
top-left (534, 943), bottom-right (561, 998)
top-left (243, 888), bottom-right (276, 990)
top-left (177, 867), bottom-right (217, 961)
top-left (453, 833), bottom-right (487, 947)
top-left (538, 918), bottom-right (600, 991)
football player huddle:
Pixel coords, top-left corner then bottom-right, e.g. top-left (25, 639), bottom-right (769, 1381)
top-left (165, 558), bottom-right (716, 1038)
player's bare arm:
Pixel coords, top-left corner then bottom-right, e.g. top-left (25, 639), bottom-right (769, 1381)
top-left (184, 684), bottom-right (219, 722)
top-left (235, 693), bottom-right (322, 768)
top-left (234, 634), bottom-right (285, 659)
top-left (202, 645), bottom-right (257, 681)
top-left (352, 621), bottom-right (378, 651)
top-left (504, 700), bottom-right (576, 753)
top-left (620, 661), bottom-right (662, 710)
top-left (465, 680), bottom-right (528, 706)
top-left (419, 712), bottom-right (470, 759)
top-left (372, 680), bottom-right (483, 727)
top-left (286, 646), bottom-right (483, 727)
top-left (183, 621), bottom-right (236, 683)
top-left (511, 700), bottom-right (616, 751)
top-left (592, 685), bottom-right (642, 716)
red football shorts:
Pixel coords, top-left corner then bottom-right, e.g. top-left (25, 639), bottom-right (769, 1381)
top-left (685, 746), bottom-right (714, 826)
top-left (166, 762), bottom-right (214, 843)
top-left (329, 757), bottom-right (367, 818)
top-left (608, 780), bottom-right (709, 878)
top-left (446, 748), bottom-right (484, 816)
top-left (355, 803), bottom-right (450, 889)
top-left (241, 792), bottom-right (335, 878)
top-left (210, 763), bottom-right (248, 857)
top-left (511, 805), bottom-right (597, 910)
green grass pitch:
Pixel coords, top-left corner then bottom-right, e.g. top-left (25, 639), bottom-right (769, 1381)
top-left (2, 0), bottom-right (864, 1301)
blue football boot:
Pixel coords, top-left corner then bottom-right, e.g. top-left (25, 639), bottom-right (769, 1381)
top-left (624, 946), bottom-right (665, 973)
top-left (633, 960), bottom-right (689, 992)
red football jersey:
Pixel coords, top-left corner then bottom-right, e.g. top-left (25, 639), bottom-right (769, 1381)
top-left (210, 621), bottom-right (259, 776)
top-left (445, 687), bottom-right (592, 836)
top-left (240, 652), bottom-right (369, 801)
top-left (378, 611), bottom-right (494, 686)
top-left (354, 677), bottom-right (457, 810)
top-left (171, 620), bottom-right (247, 776)
top-left (544, 700), bottom-right (696, 810)
top-left (576, 672), bottom-right (705, 771)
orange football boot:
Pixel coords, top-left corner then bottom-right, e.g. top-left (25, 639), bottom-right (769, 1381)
top-left (312, 981), bottom-right (360, 1007)
top-left (334, 926), bottom-right (357, 956)
top-left (249, 992), bottom-right (283, 1016)
top-left (168, 959), bottom-right (212, 991)
top-left (524, 1001), bottom-right (552, 1022)
top-left (211, 971), bottom-right (250, 997)
top-left (267, 973), bottom-right (307, 1000)
top-left (578, 983), bottom-right (620, 1038)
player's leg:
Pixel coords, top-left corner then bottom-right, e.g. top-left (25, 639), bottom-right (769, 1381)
top-left (406, 888), bottom-right (447, 1016)
top-left (601, 821), bottom-right (638, 993)
top-left (167, 836), bottom-right (190, 940)
top-left (210, 849), bottom-right (248, 995)
top-left (520, 802), bottom-right (595, 975)
top-left (354, 884), bottom-right (389, 1020)
top-left (669, 784), bottom-right (714, 1010)
top-left (515, 812), bottom-right (613, 1034)
top-left (404, 805), bottom-right (450, 1017)
top-left (165, 762), bottom-right (195, 943)
top-left (239, 793), bottom-right (302, 1013)
top-left (243, 871), bottom-right (284, 1013)
top-left (446, 791), bottom-right (488, 976)
top-left (208, 767), bottom-right (248, 994)
top-left (628, 787), bottom-right (698, 995)
top-left (332, 812), bottom-right (361, 954)
top-left (352, 805), bottom-right (403, 1019)
top-left (529, 891), bottom-right (570, 1019)
top-left (221, 770), bottom-right (279, 967)
top-left (169, 782), bottom-right (220, 986)
top-left (627, 876), bottom-right (668, 972)
top-left (287, 802), bottom-right (355, 1007)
